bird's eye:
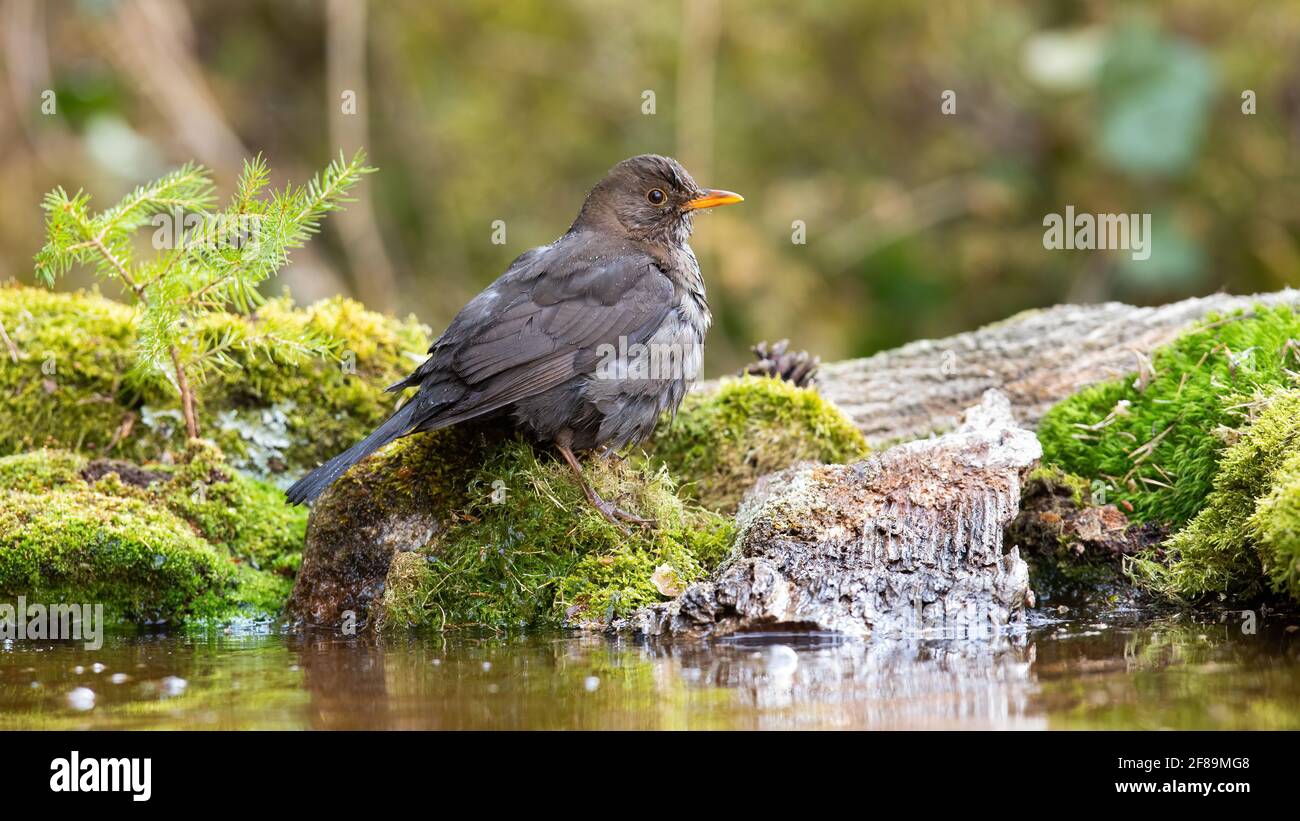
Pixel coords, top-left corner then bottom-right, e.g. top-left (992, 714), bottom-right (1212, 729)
top-left (647, 188), bottom-right (666, 205)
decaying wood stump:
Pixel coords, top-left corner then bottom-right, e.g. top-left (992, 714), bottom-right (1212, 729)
top-left (816, 289), bottom-right (1300, 446)
top-left (630, 390), bottom-right (1040, 638)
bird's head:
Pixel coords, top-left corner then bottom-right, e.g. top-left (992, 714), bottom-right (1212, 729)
top-left (573, 154), bottom-right (743, 246)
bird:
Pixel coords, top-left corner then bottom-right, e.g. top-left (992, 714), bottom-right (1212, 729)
top-left (285, 154), bottom-right (743, 529)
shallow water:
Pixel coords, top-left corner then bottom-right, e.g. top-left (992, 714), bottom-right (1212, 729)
top-left (2, 606), bottom-right (1298, 730)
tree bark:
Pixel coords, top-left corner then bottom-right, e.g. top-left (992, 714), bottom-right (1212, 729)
top-left (631, 390), bottom-right (1039, 638)
top-left (813, 289), bottom-right (1300, 446)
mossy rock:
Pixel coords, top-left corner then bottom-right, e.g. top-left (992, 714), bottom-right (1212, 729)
top-left (1130, 388), bottom-right (1300, 603)
top-left (647, 375), bottom-right (870, 512)
top-left (0, 444), bottom-right (305, 623)
top-left (293, 376), bottom-right (863, 632)
top-left (290, 423), bottom-right (736, 632)
top-left (0, 283), bottom-right (430, 483)
top-left (371, 374), bottom-right (868, 628)
top-left (1038, 304), bottom-right (1300, 527)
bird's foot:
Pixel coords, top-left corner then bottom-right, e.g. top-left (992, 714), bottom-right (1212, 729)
top-left (588, 494), bottom-right (657, 533)
top-left (556, 442), bottom-right (656, 534)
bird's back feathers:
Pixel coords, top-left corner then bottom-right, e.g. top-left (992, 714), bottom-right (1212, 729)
top-left (288, 234), bottom-right (679, 504)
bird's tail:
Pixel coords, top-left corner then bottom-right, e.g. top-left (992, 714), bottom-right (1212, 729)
top-left (284, 400), bottom-right (418, 505)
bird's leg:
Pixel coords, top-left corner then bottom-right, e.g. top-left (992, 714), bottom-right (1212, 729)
top-left (556, 443), bottom-right (656, 532)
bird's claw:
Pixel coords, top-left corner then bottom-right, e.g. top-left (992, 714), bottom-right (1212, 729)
top-left (557, 442), bottom-right (656, 534)
top-left (591, 496), bottom-right (657, 533)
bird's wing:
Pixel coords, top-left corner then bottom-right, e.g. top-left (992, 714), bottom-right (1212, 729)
top-left (394, 242), bottom-right (675, 428)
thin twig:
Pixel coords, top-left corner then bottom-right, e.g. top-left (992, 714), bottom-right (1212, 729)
top-left (170, 345), bottom-right (199, 439)
top-left (88, 229), bottom-right (204, 439)
top-left (0, 318), bottom-right (18, 362)
top-left (89, 233), bottom-right (146, 300)
top-left (1126, 422), bottom-right (1175, 466)
top-left (1136, 476), bottom-right (1175, 490)
top-left (102, 411), bottom-right (136, 453)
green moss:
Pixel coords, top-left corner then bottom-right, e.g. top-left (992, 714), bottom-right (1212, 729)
top-left (0, 446), bottom-right (303, 623)
top-left (0, 488), bottom-right (241, 622)
top-left (193, 295), bottom-right (430, 480)
top-left (1252, 453), bottom-right (1300, 601)
top-left (0, 448), bottom-right (84, 492)
top-left (1129, 389), bottom-right (1300, 603)
top-left (161, 442), bottom-right (306, 577)
top-left (374, 434), bottom-right (736, 632)
top-left (556, 510), bottom-right (735, 623)
top-left (1036, 306), bottom-right (1300, 604)
top-left (321, 422), bottom-right (489, 521)
top-left (1038, 305), bottom-right (1300, 527)
top-left (0, 283), bottom-right (430, 482)
top-left (647, 375), bottom-right (870, 512)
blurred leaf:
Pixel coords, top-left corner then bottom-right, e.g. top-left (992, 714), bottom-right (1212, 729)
top-left (1097, 24), bottom-right (1215, 176)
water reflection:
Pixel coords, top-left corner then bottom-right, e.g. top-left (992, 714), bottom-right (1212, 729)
top-left (0, 609), bottom-right (1297, 730)
top-left (289, 631), bottom-right (1042, 730)
top-left (633, 634), bottom-right (1042, 729)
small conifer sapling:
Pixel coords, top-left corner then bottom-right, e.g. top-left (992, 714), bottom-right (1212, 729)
top-left (33, 150), bottom-right (375, 439)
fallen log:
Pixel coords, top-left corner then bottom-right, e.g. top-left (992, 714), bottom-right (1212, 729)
top-left (815, 289), bottom-right (1300, 446)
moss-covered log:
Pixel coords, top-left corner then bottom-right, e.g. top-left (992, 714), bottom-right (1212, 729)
top-left (1028, 304), bottom-right (1300, 605)
top-left (1038, 304), bottom-right (1300, 526)
top-left (0, 283), bottom-right (430, 482)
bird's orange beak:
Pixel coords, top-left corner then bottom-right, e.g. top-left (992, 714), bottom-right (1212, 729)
top-left (683, 189), bottom-right (744, 210)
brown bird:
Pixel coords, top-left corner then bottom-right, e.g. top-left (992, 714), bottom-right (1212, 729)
top-left (285, 155), bottom-right (742, 528)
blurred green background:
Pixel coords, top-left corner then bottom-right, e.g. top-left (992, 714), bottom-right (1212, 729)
top-left (1, 0), bottom-right (1298, 372)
